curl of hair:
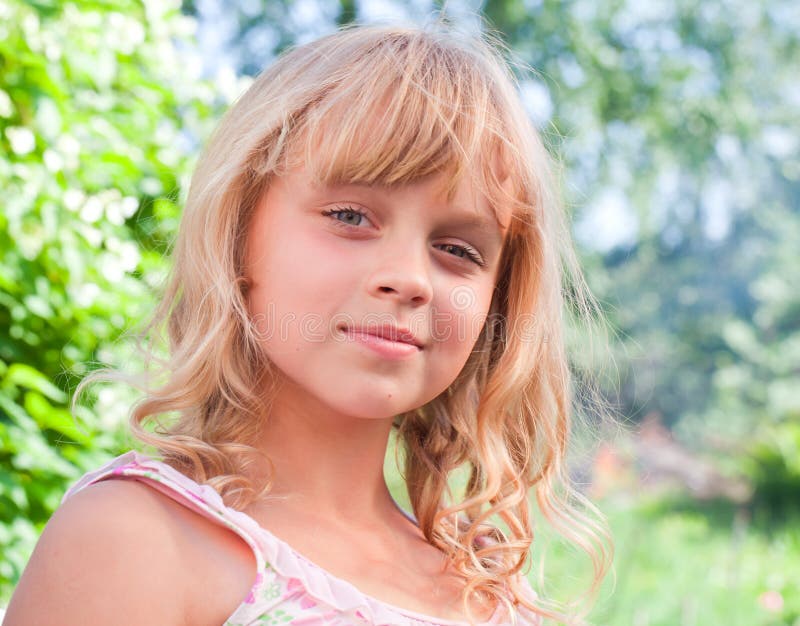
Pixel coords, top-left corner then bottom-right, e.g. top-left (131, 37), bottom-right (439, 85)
top-left (76, 21), bottom-right (613, 625)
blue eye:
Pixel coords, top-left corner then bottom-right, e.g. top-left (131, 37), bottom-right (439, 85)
top-left (322, 206), bottom-right (368, 227)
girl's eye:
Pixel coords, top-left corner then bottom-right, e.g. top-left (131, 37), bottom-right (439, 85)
top-left (436, 243), bottom-right (486, 267)
top-left (322, 206), bottom-right (485, 267)
top-left (321, 206), bottom-right (369, 227)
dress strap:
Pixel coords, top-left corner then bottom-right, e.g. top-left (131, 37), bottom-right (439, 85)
top-left (63, 450), bottom-right (268, 576)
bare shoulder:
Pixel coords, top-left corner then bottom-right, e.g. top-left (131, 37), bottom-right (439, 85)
top-left (4, 479), bottom-right (189, 625)
top-left (4, 478), bottom-right (255, 626)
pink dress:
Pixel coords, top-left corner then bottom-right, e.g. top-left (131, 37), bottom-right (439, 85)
top-left (63, 451), bottom-right (542, 626)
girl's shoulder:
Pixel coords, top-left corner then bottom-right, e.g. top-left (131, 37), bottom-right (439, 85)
top-left (63, 451), bottom-right (261, 621)
top-left (5, 452), bottom-right (255, 626)
top-left (61, 450), bottom-right (268, 555)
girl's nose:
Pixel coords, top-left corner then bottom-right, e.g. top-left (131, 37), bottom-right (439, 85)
top-left (367, 241), bottom-right (433, 307)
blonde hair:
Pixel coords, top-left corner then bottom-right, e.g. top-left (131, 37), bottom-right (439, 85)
top-left (78, 21), bottom-right (612, 625)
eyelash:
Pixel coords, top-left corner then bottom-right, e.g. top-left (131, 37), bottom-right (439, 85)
top-left (321, 206), bottom-right (486, 267)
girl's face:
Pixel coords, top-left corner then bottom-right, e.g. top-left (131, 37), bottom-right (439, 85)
top-left (244, 165), bottom-right (508, 422)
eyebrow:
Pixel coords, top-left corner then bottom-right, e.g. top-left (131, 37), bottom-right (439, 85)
top-left (446, 209), bottom-right (507, 242)
top-left (448, 211), bottom-right (500, 230)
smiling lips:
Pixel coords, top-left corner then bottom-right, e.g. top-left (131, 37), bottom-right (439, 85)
top-left (340, 324), bottom-right (423, 359)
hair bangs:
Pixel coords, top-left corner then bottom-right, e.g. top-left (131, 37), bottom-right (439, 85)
top-left (280, 29), bottom-right (519, 230)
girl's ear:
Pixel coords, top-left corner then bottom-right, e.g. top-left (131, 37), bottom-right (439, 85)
top-left (237, 275), bottom-right (253, 301)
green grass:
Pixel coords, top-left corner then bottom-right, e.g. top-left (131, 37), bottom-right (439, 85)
top-left (536, 495), bottom-right (800, 626)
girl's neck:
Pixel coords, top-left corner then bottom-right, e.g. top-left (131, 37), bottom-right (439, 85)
top-left (252, 379), bottom-right (400, 522)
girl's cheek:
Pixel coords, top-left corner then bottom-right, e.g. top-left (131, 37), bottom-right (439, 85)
top-left (304, 228), bottom-right (364, 265)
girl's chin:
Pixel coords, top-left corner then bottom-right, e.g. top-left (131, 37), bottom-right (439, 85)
top-left (321, 395), bottom-right (422, 422)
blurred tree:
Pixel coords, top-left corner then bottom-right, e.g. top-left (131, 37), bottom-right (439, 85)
top-left (481, 0), bottom-right (796, 413)
top-left (0, 0), bottom-right (226, 599)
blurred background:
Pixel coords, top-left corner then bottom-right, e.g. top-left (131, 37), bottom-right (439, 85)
top-left (0, 0), bottom-right (798, 624)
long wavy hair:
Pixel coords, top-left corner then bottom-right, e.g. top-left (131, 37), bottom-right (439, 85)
top-left (78, 22), bottom-right (612, 625)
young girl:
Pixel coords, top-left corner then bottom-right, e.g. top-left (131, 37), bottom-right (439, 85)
top-left (5, 22), bottom-right (611, 626)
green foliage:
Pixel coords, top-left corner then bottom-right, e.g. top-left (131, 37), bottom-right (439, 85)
top-left (0, 0), bottom-right (223, 600)
top-left (747, 421), bottom-right (800, 520)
